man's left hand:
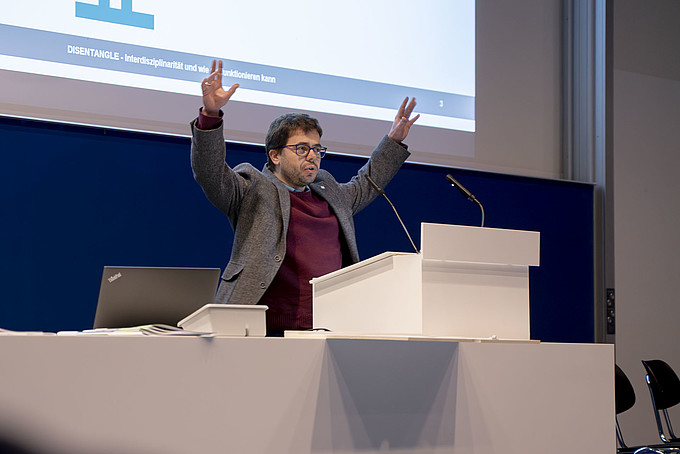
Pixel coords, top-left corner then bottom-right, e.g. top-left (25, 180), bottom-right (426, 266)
top-left (387, 97), bottom-right (419, 144)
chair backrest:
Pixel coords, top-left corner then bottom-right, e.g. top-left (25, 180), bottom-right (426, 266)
top-left (616, 364), bottom-right (637, 414)
top-left (641, 360), bottom-right (680, 410)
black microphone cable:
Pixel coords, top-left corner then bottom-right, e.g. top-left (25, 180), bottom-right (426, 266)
top-left (366, 174), bottom-right (419, 253)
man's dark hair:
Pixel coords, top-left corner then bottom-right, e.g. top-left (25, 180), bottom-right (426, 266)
top-left (265, 113), bottom-right (323, 170)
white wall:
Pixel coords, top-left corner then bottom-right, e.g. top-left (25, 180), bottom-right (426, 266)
top-left (613, 0), bottom-right (680, 445)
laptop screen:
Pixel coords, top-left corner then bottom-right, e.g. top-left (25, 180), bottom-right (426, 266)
top-left (93, 266), bottom-right (220, 329)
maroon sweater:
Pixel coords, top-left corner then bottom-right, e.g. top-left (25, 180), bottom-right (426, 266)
top-left (259, 190), bottom-right (342, 331)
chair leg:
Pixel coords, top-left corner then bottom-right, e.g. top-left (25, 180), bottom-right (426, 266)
top-left (646, 375), bottom-right (675, 443)
top-left (664, 409), bottom-right (679, 440)
top-left (618, 417), bottom-right (629, 449)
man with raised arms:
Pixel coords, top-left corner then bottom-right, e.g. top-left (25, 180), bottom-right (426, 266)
top-left (191, 60), bottom-right (419, 335)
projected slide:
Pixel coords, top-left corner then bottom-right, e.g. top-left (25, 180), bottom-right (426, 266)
top-left (0, 0), bottom-right (475, 131)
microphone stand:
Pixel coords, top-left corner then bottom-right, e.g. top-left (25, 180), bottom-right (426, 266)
top-left (445, 174), bottom-right (485, 227)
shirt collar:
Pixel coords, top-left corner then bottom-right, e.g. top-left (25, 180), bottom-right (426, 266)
top-left (281, 182), bottom-right (310, 193)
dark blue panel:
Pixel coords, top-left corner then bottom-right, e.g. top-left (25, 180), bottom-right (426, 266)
top-left (0, 117), bottom-right (593, 341)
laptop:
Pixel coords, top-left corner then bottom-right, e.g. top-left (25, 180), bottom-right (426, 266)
top-left (93, 266), bottom-right (221, 329)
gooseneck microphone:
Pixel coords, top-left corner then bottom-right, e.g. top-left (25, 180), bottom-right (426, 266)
top-left (366, 174), bottom-right (419, 253)
top-left (445, 174), bottom-right (476, 201)
top-left (445, 174), bottom-right (485, 227)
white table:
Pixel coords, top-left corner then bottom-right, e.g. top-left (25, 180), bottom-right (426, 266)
top-left (0, 336), bottom-right (614, 454)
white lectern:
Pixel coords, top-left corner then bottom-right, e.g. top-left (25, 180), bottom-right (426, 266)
top-left (311, 223), bottom-right (540, 339)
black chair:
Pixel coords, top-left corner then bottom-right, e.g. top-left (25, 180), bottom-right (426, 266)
top-left (616, 364), bottom-right (680, 453)
top-left (642, 360), bottom-right (680, 444)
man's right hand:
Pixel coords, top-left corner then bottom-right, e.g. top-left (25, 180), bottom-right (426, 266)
top-left (201, 60), bottom-right (239, 117)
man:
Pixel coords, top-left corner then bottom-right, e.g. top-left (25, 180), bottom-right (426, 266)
top-left (191, 60), bottom-right (419, 333)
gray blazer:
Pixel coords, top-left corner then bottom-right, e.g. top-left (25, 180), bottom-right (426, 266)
top-left (190, 119), bottom-right (410, 305)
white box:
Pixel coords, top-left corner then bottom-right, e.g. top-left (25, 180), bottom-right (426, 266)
top-left (178, 304), bottom-right (268, 337)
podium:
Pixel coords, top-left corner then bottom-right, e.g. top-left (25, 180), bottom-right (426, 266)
top-left (311, 223), bottom-right (540, 339)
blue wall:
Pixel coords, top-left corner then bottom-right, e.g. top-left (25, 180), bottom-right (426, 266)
top-left (0, 116), bottom-right (594, 342)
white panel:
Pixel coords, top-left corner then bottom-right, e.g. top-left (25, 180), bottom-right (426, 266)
top-left (420, 223), bottom-right (540, 266)
top-left (422, 261), bottom-right (530, 339)
top-left (454, 342), bottom-right (615, 453)
top-left (312, 253), bottom-right (423, 334)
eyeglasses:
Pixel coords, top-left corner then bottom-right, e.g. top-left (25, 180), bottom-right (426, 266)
top-left (279, 143), bottom-right (327, 158)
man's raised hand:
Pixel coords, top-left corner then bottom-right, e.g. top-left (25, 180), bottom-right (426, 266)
top-left (387, 97), bottom-right (419, 144)
top-left (201, 60), bottom-right (239, 117)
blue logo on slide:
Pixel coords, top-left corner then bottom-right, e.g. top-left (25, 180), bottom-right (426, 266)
top-left (75, 1), bottom-right (154, 30)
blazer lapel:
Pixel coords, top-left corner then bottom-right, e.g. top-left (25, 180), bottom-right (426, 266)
top-left (262, 166), bottom-right (291, 235)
